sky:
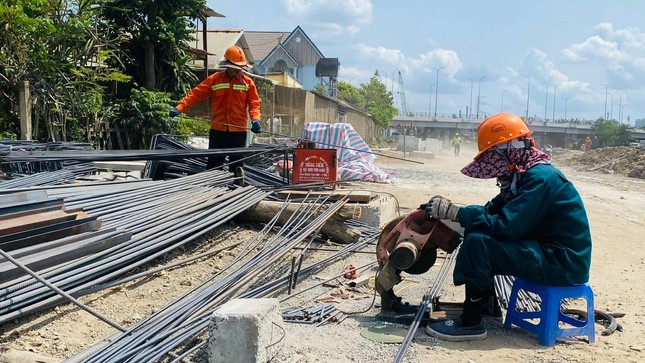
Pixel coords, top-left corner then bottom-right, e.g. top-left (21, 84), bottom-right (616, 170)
top-left (207, 0), bottom-right (645, 125)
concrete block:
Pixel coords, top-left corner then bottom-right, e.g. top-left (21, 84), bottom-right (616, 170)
top-left (208, 298), bottom-right (284, 363)
top-left (355, 193), bottom-right (399, 228)
top-left (396, 135), bottom-right (420, 152)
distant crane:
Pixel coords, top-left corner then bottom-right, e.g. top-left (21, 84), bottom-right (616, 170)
top-left (397, 70), bottom-right (408, 116)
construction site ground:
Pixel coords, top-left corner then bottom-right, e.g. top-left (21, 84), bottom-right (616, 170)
top-left (2, 144), bottom-right (644, 363)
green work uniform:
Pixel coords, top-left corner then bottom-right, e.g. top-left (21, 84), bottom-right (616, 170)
top-left (454, 164), bottom-right (592, 292)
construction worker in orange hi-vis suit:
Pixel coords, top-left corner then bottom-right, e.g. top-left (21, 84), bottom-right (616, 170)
top-left (170, 45), bottom-right (262, 174)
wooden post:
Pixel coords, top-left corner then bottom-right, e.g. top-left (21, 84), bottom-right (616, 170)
top-left (19, 80), bottom-right (32, 140)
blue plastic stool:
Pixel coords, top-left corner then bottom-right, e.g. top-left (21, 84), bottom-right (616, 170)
top-left (504, 277), bottom-right (596, 346)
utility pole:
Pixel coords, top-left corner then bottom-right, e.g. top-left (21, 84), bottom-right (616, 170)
top-left (601, 83), bottom-right (608, 119)
top-left (618, 91), bottom-right (627, 123)
top-left (467, 77), bottom-right (473, 118)
top-left (428, 83), bottom-right (435, 116)
top-left (524, 76), bottom-right (531, 121)
top-left (433, 67), bottom-right (444, 118)
top-left (564, 96), bottom-right (571, 120)
top-left (476, 76), bottom-right (486, 118)
top-left (544, 87), bottom-right (548, 121)
top-left (552, 84), bottom-right (559, 122)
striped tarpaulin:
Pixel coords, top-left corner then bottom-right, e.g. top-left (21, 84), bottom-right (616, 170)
top-left (301, 122), bottom-right (397, 183)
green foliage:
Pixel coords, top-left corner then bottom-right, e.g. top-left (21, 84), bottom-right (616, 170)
top-left (590, 118), bottom-right (633, 147)
top-left (360, 72), bottom-right (397, 128)
top-left (337, 81), bottom-right (361, 105)
top-left (100, 0), bottom-right (207, 92)
top-left (313, 83), bottom-right (327, 96)
top-left (109, 88), bottom-right (179, 149)
top-left (0, 0), bottom-right (128, 143)
top-left (176, 116), bottom-right (210, 137)
top-left (336, 71), bottom-right (396, 129)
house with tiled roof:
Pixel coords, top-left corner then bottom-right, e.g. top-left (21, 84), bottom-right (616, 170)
top-left (245, 26), bottom-right (326, 90)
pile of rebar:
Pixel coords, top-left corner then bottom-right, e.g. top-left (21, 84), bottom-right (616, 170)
top-left (0, 162), bottom-right (97, 189)
top-left (282, 304), bottom-right (347, 326)
top-left (66, 198), bottom-right (381, 363)
top-left (0, 141), bottom-right (93, 175)
top-left (0, 170), bottom-right (270, 324)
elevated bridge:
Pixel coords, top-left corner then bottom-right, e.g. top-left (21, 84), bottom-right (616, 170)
top-left (391, 113), bottom-right (645, 149)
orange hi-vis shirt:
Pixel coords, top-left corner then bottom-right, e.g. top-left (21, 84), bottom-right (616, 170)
top-left (176, 71), bottom-right (261, 132)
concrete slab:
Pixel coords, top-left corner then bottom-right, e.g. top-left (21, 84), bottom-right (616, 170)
top-left (208, 298), bottom-right (284, 363)
top-left (353, 193), bottom-right (398, 228)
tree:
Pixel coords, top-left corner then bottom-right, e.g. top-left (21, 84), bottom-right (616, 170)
top-left (0, 0), bottom-right (128, 143)
top-left (336, 81), bottom-right (361, 105)
top-left (590, 118), bottom-right (633, 147)
top-left (335, 71), bottom-right (397, 129)
top-left (100, 0), bottom-right (206, 93)
top-left (313, 83), bottom-right (327, 96)
top-left (359, 71), bottom-right (397, 129)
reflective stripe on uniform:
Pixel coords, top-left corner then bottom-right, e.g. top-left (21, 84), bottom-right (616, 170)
top-left (211, 83), bottom-right (229, 91)
top-left (233, 84), bottom-right (249, 91)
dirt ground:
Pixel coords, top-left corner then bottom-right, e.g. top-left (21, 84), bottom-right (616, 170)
top-left (1, 143), bottom-right (644, 363)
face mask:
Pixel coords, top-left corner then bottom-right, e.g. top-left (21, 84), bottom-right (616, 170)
top-left (496, 172), bottom-right (515, 202)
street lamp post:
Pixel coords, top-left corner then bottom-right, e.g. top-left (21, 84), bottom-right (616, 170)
top-left (524, 76), bottom-right (531, 121)
top-left (552, 84), bottom-right (559, 122)
top-left (618, 91), bottom-right (627, 123)
top-left (433, 67), bottom-right (444, 118)
top-left (476, 76), bottom-right (486, 118)
top-left (564, 96), bottom-right (571, 120)
top-left (467, 78), bottom-right (473, 118)
top-left (609, 92), bottom-right (614, 120)
top-left (544, 87), bottom-right (549, 121)
top-left (601, 83), bottom-right (608, 118)
top-left (428, 83), bottom-right (435, 116)
top-left (501, 89), bottom-right (508, 113)
top-left (621, 104), bottom-right (627, 124)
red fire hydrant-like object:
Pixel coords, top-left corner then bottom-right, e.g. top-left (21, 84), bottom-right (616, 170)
top-left (344, 265), bottom-right (358, 280)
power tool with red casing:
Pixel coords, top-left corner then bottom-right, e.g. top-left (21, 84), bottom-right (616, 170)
top-left (375, 207), bottom-right (462, 313)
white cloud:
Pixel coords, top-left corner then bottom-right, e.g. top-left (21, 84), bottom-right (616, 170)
top-left (357, 44), bottom-right (462, 80)
top-left (562, 23), bottom-right (645, 87)
top-left (281, 0), bottom-right (372, 36)
top-left (562, 35), bottom-right (625, 62)
top-left (356, 44), bottom-right (404, 65)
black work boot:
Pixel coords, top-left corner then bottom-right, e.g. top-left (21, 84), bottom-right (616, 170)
top-left (379, 289), bottom-right (399, 314)
top-left (425, 285), bottom-right (488, 341)
top-left (379, 290), bottom-right (419, 315)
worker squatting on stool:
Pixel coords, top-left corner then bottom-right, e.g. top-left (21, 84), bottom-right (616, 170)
top-left (376, 113), bottom-right (592, 342)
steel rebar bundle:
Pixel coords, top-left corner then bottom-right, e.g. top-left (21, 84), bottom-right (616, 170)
top-left (0, 170), bottom-right (270, 324)
top-left (68, 198), bottom-right (381, 363)
top-left (0, 163), bottom-right (96, 189)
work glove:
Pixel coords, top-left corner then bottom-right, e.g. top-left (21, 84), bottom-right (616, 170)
top-left (251, 120), bottom-right (262, 134)
top-left (425, 195), bottom-right (460, 222)
top-left (169, 107), bottom-right (180, 117)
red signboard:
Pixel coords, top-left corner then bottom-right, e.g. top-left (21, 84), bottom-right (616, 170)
top-left (292, 148), bottom-right (338, 184)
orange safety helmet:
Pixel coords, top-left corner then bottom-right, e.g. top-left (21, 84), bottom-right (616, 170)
top-left (223, 45), bottom-right (248, 66)
top-left (475, 113), bottom-right (533, 158)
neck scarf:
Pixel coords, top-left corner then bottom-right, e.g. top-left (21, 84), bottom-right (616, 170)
top-left (461, 145), bottom-right (552, 179)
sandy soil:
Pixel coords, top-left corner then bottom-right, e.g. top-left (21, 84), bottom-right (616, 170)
top-left (1, 143), bottom-right (644, 363)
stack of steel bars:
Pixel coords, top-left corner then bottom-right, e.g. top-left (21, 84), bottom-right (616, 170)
top-left (0, 170), bottom-right (270, 324)
top-left (0, 162), bottom-right (97, 189)
top-left (282, 303), bottom-right (347, 326)
top-left (0, 141), bottom-right (94, 175)
top-left (66, 197), bottom-right (381, 363)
